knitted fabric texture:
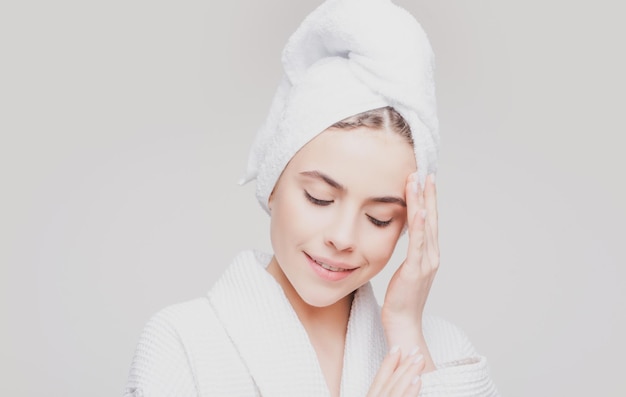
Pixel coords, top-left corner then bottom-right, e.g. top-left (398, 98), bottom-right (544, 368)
top-left (124, 251), bottom-right (499, 396)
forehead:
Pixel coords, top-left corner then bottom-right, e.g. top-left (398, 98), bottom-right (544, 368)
top-left (286, 127), bottom-right (417, 193)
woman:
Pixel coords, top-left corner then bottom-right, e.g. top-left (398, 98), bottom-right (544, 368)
top-left (125, 0), bottom-right (498, 396)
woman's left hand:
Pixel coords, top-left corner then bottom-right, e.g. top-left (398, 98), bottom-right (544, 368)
top-left (381, 172), bottom-right (439, 372)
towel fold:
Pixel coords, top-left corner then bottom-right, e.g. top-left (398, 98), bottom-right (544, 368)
top-left (240, 0), bottom-right (439, 213)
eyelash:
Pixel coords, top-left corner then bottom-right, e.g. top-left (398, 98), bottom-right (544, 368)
top-left (304, 190), bottom-right (333, 206)
top-left (304, 190), bottom-right (393, 227)
top-left (367, 215), bottom-right (392, 228)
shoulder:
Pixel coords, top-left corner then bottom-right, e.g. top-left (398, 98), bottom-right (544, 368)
top-left (422, 313), bottom-right (469, 339)
top-left (131, 297), bottom-right (218, 360)
top-left (125, 298), bottom-right (232, 396)
top-left (125, 299), bottom-right (214, 396)
top-left (148, 298), bottom-right (215, 329)
top-left (418, 315), bottom-right (500, 395)
top-left (139, 297), bottom-right (223, 352)
top-left (422, 314), bottom-right (480, 367)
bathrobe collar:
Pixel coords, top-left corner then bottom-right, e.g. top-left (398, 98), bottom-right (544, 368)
top-left (207, 250), bottom-right (387, 397)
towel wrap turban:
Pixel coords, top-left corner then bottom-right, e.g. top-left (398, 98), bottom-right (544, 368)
top-left (239, 0), bottom-right (439, 214)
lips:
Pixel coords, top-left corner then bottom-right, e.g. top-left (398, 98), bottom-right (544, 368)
top-left (306, 253), bottom-right (356, 271)
top-left (313, 259), bottom-right (348, 272)
top-left (304, 252), bottom-right (358, 282)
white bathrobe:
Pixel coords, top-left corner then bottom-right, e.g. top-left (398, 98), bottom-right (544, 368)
top-left (124, 251), bottom-right (499, 396)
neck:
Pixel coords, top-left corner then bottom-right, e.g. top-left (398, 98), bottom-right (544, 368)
top-left (267, 255), bottom-right (353, 397)
top-left (266, 256), bottom-right (353, 333)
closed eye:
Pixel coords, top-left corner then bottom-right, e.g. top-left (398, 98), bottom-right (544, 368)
top-left (304, 190), bottom-right (333, 206)
top-left (367, 214), bottom-right (392, 228)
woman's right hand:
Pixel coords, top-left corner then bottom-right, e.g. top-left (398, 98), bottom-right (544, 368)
top-left (367, 346), bottom-right (424, 397)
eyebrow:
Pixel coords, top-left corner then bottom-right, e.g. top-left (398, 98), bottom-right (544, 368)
top-left (300, 170), bottom-right (344, 190)
top-left (371, 196), bottom-right (407, 207)
top-left (299, 170), bottom-right (407, 207)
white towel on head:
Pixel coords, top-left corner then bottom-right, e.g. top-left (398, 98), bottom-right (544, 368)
top-left (239, 0), bottom-right (439, 213)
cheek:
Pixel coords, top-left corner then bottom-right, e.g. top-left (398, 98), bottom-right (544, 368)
top-left (270, 188), bottom-right (322, 246)
top-left (362, 226), bottom-right (403, 270)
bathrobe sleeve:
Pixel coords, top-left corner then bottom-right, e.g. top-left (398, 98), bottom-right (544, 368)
top-left (419, 315), bottom-right (499, 396)
top-left (124, 306), bottom-right (199, 397)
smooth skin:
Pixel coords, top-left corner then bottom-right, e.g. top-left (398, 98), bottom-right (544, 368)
top-left (267, 126), bottom-right (439, 396)
top-left (370, 172), bottom-right (439, 396)
top-left (382, 172), bottom-right (439, 373)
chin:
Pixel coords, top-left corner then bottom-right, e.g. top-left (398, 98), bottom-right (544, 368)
top-left (296, 285), bottom-right (354, 308)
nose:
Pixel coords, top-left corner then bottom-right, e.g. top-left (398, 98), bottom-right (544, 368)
top-left (324, 211), bottom-right (357, 252)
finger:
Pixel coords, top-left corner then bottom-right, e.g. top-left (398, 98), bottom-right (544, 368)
top-left (404, 172), bottom-right (421, 231)
top-left (404, 173), bottom-right (426, 268)
top-left (380, 347), bottom-right (423, 396)
top-left (405, 213), bottom-right (425, 273)
top-left (424, 174), bottom-right (438, 241)
top-left (423, 174), bottom-right (440, 269)
top-left (403, 376), bottom-right (422, 397)
top-left (389, 362), bottom-right (423, 397)
top-left (367, 346), bottom-right (401, 397)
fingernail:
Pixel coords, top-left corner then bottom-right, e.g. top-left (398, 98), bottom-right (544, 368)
top-left (409, 346), bottom-right (420, 356)
top-left (411, 375), bottom-right (421, 385)
top-left (413, 354), bottom-right (424, 364)
top-left (389, 345), bottom-right (400, 355)
top-left (420, 209), bottom-right (427, 219)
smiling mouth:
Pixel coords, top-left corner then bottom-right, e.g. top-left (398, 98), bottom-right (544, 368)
top-left (306, 253), bottom-right (356, 273)
top-left (312, 258), bottom-right (350, 272)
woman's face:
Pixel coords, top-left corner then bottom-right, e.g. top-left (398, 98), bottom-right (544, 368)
top-left (267, 126), bottom-right (417, 308)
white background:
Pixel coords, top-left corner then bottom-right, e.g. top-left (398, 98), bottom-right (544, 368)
top-left (1, 1), bottom-right (624, 396)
